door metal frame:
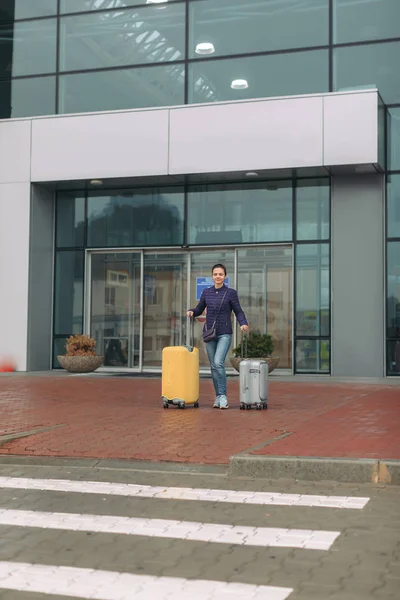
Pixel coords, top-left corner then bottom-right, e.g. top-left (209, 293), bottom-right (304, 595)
top-left (84, 243), bottom-right (294, 374)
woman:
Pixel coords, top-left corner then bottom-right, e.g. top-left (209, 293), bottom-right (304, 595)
top-left (187, 264), bottom-right (248, 409)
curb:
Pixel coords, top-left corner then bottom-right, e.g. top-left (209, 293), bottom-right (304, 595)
top-left (229, 455), bottom-right (400, 485)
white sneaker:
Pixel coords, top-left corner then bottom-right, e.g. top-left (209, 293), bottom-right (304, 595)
top-left (219, 395), bottom-right (229, 409)
top-left (213, 397), bottom-right (221, 408)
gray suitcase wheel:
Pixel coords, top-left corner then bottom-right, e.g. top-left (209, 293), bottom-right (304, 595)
top-left (178, 401), bottom-right (185, 409)
top-left (246, 405), bottom-right (251, 410)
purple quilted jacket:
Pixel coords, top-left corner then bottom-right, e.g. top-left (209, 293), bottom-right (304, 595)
top-left (190, 284), bottom-right (248, 335)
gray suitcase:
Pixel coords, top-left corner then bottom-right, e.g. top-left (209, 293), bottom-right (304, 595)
top-left (239, 359), bottom-right (268, 410)
top-left (239, 335), bottom-right (268, 410)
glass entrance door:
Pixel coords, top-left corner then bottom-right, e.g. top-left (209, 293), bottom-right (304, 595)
top-left (89, 252), bottom-right (141, 368)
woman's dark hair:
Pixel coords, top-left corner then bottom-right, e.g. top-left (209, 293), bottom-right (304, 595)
top-left (212, 263), bottom-right (227, 275)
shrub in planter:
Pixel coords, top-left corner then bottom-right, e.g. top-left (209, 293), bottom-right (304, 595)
top-left (230, 330), bottom-right (280, 373)
top-left (58, 334), bottom-right (104, 373)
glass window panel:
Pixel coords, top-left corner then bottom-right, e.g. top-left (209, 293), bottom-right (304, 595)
top-left (0, 0), bottom-right (57, 21)
top-left (0, 19), bottom-right (57, 77)
top-left (189, 50), bottom-right (329, 104)
top-left (296, 339), bottom-right (330, 373)
top-left (388, 108), bottom-right (400, 172)
top-left (56, 192), bottom-right (85, 248)
top-left (387, 242), bottom-right (400, 339)
top-left (333, 0), bottom-right (400, 44)
top-left (187, 181), bottom-right (293, 245)
top-left (0, 76), bottom-right (56, 119)
top-left (296, 179), bottom-right (330, 241)
top-left (60, 4), bottom-right (185, 72)
top-left (58, 64), bottom-right (185, 114)
top-left (387, 175), bottom-right (400, 239)
top-left (87, 187), bottom-right (184, 247)
top-left (61, 0), bottom-right (175, 13)
top-left (54, 251), bottom-right (84, 334)
top-left (387, 340), bottom-right (400, 375)
top-left (333, 42), bottom-right (400, 104)
top-left (296, 243), bottom-right (330, 337)
top-left (189, 0), bottom-right (328, 59)
top-left (53, 337), bottom-right (68, 369)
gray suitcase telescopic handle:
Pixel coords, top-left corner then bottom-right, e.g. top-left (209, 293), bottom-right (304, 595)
top-left (188, 316), bottom-right (195, 348)
top-left (241, 331), bottom-right (248, 359)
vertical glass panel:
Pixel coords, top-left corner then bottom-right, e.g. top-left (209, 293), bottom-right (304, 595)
top-left (296, 243), bottom-right (330, 337)
top-left (61, 0), bottom-right (170, 13)
top-left (59, 64), bottom-right (185, 114)
top-left (387, 242), bottom-right (400, 339)
top-left (143, 253), bottom-right (187, 368)
top-left (190, 251), bottom-right (235, 368)
top-left (0, 19), bottom-right (57, 77)
top-left (333, 0), bottom-right (400, 44)
top-left (189, 50), bottom-right (329, 104)
top-left (54, 251), bottom-right (84, 334)
top-left (387, 175), bottom-right (400, 239)
top-left (333, 42), bottom-right (400, 104)
top-left (296, 339), bottom-right (330, 373)
top-left (0, 76), bottom-right (56, 119)
top-left (187, 181), bottom-right (293, 245)
top-left (87, 187), bottom-right (184, 248)
top-left (296, 179), bottom-right (330, 241)
top-left (189, 0), bottom-right (329, 58)
top-left (53, 337), bottom-right (68, 369)
top-left (60, 4), bottom-right (185, 72)
top-left (387, 341), bottom-right (400, 375)
top-left (56, 192), bottom-right (85, 248)
top-left (237, 246), bottom-right (293, 370)
top-left (90, 252), bottom-right (141, 368)
top-left (388, 108), bottom-right (400, 171)
top-left (0, 0), bottom-right (57, 21)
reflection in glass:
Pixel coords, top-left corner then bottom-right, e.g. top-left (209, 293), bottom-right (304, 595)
top-left (296, 339), bottom-right (330, 373)
top-left (0, 19), bottom-right (57, 78)
top-left (59, 64), bottom-right (185, 114)
top-left (87, 188), bottom-right (184, 248)
top-left (388, 109), bottom-right (400, 172)
top-left (237, 247), bottom-right (293, 370)
top-left (0, 76), bottom-right (56, 119)
top-left (56, 192), bottom-right (85, 248)
top-left (0, 0), bottom-right (57, 21)
top-left (187, 182), bottom-right (293, 245)
top-left (387, 341), bottom-right (400, 375)
top-left (53, 337), bottom-right (69, 369)
top-left (54, 251), bottom-right (84, 334)
top-left (387, 175), bottom-right (400, 239)
top-left (296, 244), bottom-right (330, 337)
top-left (296, 179), bottom-right (330, 241)
top-left (333, 41), bottom-right (400, 104)
top-left (60, 5), bottom-right (185, 72)
top-left (387, 242), bottom-right (400, 339)
top-left (189, 0), bottom-right (328, 58)
top-left (90, 253), bottom-right (141, 368)
top-left (61, 0), bottom-right (165, 13)
top-left (190, 251), bottom-right (235, 368)
top-left (189, 50), bottom-right (329, 104)
top-left (143, 254), bottom-right (187, 368)
top-left (333, 0), bottom-right (400, 44)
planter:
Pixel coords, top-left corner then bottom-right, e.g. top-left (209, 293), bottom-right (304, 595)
top-left (230, 356), bottom-right (280, 374)
top-left (57, 355), bottom-right (104, 373)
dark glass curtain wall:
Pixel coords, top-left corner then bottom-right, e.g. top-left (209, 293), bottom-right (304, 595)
top-left (54, 179), bottom-right (331, 373)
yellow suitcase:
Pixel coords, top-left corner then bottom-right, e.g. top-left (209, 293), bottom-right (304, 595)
top-left (162, 345), bottom-right (199, 409)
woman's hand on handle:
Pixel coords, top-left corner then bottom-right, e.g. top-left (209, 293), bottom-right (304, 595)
top-left (186, 311), bottom-right (194, 318)
top-left (240, 325), bottom-right (249, 332)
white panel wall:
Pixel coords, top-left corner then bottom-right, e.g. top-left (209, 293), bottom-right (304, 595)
top-left (0, 120), bottom-right (31, 183)
top-left (324, 92), bottom-right (378, 166)
top-left (0, 183), bottom-right (31, 371)
top-left (169, 96), bottom-right (324, 174)
top-left (31, 109), bottom-right (170, 182)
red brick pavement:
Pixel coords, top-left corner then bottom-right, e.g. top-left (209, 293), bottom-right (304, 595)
top-left (0, 376), bottom-right (399, 464)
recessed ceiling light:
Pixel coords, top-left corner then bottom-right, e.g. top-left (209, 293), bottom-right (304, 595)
top-left (246, 172), bottom-right (258, 177)
top-left (195, 42), bottom-right (215, 55)
top-left (90, 179), bottom-right (103, 185)
top-left (231, 79), bottom-right (249, 90)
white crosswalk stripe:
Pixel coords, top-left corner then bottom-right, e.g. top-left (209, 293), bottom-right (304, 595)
top-left (0, 477), bottom-right (370, 509)
top-left (0, 475), bottom-right (371, 599)
top-left (0, 509), bottom-right (340, 550)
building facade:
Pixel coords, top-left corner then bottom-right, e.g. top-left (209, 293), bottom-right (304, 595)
top-left (0, 0), bottom-right (399, 376)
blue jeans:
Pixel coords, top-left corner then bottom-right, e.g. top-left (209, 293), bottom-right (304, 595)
top-left (205, 334), bottom-right (232, 397)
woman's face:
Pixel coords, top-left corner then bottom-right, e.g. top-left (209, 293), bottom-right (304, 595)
top-left (212, 268), bottom-right (226, 285)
